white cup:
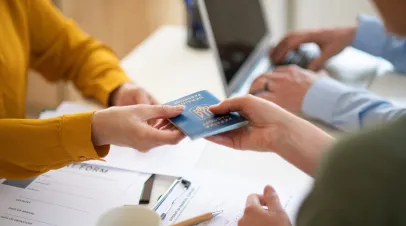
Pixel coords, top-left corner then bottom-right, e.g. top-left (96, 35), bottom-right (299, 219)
top-left (96, 206), bottom-right (161, 226)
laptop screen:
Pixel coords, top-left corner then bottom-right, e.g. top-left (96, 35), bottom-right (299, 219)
top-left (203, 0), bottom-right (268, 85)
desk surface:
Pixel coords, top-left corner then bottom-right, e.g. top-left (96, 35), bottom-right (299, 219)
top-left (119, 25), bottom-right (406, 208)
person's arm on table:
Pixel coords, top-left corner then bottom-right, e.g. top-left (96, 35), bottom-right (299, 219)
top-left (0, 105), bottom-right (185, 180)
top-left (303, 76), bottom-right (406, 131)
top-left (250, 65), bottom-right (406, 132)
top-left (207, 95), bottom-right (335, 176)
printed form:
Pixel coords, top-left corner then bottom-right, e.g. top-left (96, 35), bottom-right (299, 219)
top-left (0, 163), bottom-right (150, 226)
top-left (156, 170), bottom-right (313, 226)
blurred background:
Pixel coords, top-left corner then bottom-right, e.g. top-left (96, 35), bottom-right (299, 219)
top-left (27, 0), bottom-right (377, 116)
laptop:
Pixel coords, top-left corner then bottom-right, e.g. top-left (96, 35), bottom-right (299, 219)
top-left (198, 0), bottom-right (272, 97)
top-left (198, 0), bottom-right (380, 96)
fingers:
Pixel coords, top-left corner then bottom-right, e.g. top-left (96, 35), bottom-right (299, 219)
top-left (263, 185), bottom-right (283, 214)
top-left (141, 105), bottom-right (184, 120)
top-left (246, 194), bottom-right (265, 207)
top-left (209, 96), bottom-right (253, 115)
top-left (133, 89), bottom-right (150, 105)
top-left (249, 74), bottom-right (281, 94)
top-left (159, 123), bottom-right (176, 131)
top-left (307, 53), bottom-right (331, 71)
top-left (149, 95), bottom-right (160, 105)
top-left (148, 128), bottom-right (185, 146)
top-left (272, 32), bottom-right (316, 64)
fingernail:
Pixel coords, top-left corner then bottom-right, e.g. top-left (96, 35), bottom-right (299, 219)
top-left (265, 185), bottom-right (275, 195)
top-left (175, 105), bottom-right (185, 111)
top-left (210, 104), bottom-right (220, 108)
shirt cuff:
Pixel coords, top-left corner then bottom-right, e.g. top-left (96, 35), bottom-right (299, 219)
top-left (93, 70), bottom-right (132, 107)
top-left (302, 77), bottom-right (354, 123)
top-left (352, 15), bottom-right (386, 57)
top-left (60, 112), bottom-right (110, 161)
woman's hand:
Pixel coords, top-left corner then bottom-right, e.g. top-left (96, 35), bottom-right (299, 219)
top-left (110, 83), bottom-right (159, 106)
top-left (239, 186), bottom-right (291, 226)
top-left (208, 95), bottom-right (335, 175)
top-left (91, 105), bottom-right (185, 152)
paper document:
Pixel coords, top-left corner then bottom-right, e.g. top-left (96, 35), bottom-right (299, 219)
top-left (89, 139), bottom-right (207, 177)
top-left (0, 163), bottom-right (151, 226)
top-left (40, 102), bottom-right (207, 177)
top-left (155, 170), bottom-right (312, 226)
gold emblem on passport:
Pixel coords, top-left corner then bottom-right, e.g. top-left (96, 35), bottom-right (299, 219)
top-left (190, 105), bottom-right (213, 120)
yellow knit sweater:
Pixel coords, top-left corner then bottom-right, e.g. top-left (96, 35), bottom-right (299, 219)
top-left (0, 0), bottom-right (131, 179)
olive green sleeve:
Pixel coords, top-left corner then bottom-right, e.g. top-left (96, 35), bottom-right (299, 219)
top-left (296, 117), bottom-right (406, 226)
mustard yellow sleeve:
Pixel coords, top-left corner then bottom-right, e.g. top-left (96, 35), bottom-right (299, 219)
top-left (27, 0), bottom-right (131, 106)
top-left (0, 113), bottom-right (109, 179)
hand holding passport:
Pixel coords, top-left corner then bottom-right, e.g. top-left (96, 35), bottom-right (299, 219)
top-left (165, 90), bottom-right (248, 140)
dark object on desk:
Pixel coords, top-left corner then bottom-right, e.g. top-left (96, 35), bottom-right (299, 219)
top-left (184, 0), bottom-right (208, 49)
top-left (139, 174), bottom-right (155, 205)
top-left (274, 48), bottom-right (317, 69)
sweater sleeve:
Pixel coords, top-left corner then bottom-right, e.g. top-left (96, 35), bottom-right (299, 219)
top-left (27, 0), bottom-right (131, 106)
top-left (0, 112), bottom-right (109, 179)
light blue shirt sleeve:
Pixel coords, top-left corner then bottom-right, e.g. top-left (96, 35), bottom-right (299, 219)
top-left (302, 77), bottom-right (406, 131)
top-left (352, 15), bottom-right (406, 73)
top-left (301, 15), bottom-right (406, 131)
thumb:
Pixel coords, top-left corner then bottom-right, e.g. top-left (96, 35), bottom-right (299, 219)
top-left (307, 54), bottom-right (329, 71)
top-left (209, 96), bottom-right (252, 115)
top-left (308, 47), bottom-right (338, 71)
top-left (141, 105), bottom-right (184, 120)
top-left (263, 185), bottom-right (283, 213)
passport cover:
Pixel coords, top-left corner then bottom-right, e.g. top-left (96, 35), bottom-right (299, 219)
top-left (165, 90), bottom-right (248, 140)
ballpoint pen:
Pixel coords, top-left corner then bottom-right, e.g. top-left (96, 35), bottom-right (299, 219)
top-left (170, 210), bottom-right (223, 226)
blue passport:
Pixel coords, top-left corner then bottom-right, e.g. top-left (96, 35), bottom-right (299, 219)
top-left (165, 90), bottom-right (248, 140)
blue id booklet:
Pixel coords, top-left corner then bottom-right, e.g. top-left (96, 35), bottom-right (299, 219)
top-left (165, 90), bottom-right (248, 140)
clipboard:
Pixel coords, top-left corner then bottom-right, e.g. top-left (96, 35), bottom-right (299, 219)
top-left (152, 177), bottom-right (192, 218)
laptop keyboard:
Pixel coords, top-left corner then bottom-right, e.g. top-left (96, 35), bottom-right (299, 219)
top-left (231, 57), bottom-right (272, 97)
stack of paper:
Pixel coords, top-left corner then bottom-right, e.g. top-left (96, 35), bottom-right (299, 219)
top-left (0, 163), bottom-right (151, 226)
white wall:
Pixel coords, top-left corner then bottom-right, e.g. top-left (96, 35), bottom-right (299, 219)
top-left (262, 0), bottom-right (288, 42)
top-left (292, 0), bottom-right (377, 29)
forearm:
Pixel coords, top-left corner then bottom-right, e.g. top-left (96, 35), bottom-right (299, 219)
top-left (277, 118), bottom-right (335, 176)
top-left (0, 113), bottom-right (108, 179)
top-left (303, 77), bottom-right (400, 131)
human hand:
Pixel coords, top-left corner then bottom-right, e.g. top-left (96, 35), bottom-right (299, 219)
top-left (271, 27), bottom-right (357, 71)
top-left (249, 65), bottom-right (325, 113)
top-left (207, 95), bottom-right (299, 152)
top-left (91, 105), bottom-right (185, 152)
top-left (238, 185), bottom-right (291, 226)
top-left (208, 95), bottom-right (334, 174)
top-left (110, 83), bottom-right (159, 106)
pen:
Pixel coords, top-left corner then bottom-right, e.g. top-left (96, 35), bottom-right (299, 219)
top-left (170, 210), bottom-right (223, 226)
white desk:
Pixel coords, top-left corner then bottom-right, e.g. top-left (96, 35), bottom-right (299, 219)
top-left (119, 25), bottom-right (406, 208)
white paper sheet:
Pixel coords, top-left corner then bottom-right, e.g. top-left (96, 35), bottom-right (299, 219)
top-left (88, 139), bottom-right (207, 177)
top-left (0, 163), bottom-right (151, 226)
top-left (155, 170), bottom-right (313, 226)
top-left (40, 102), bottom-right (207, 177)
